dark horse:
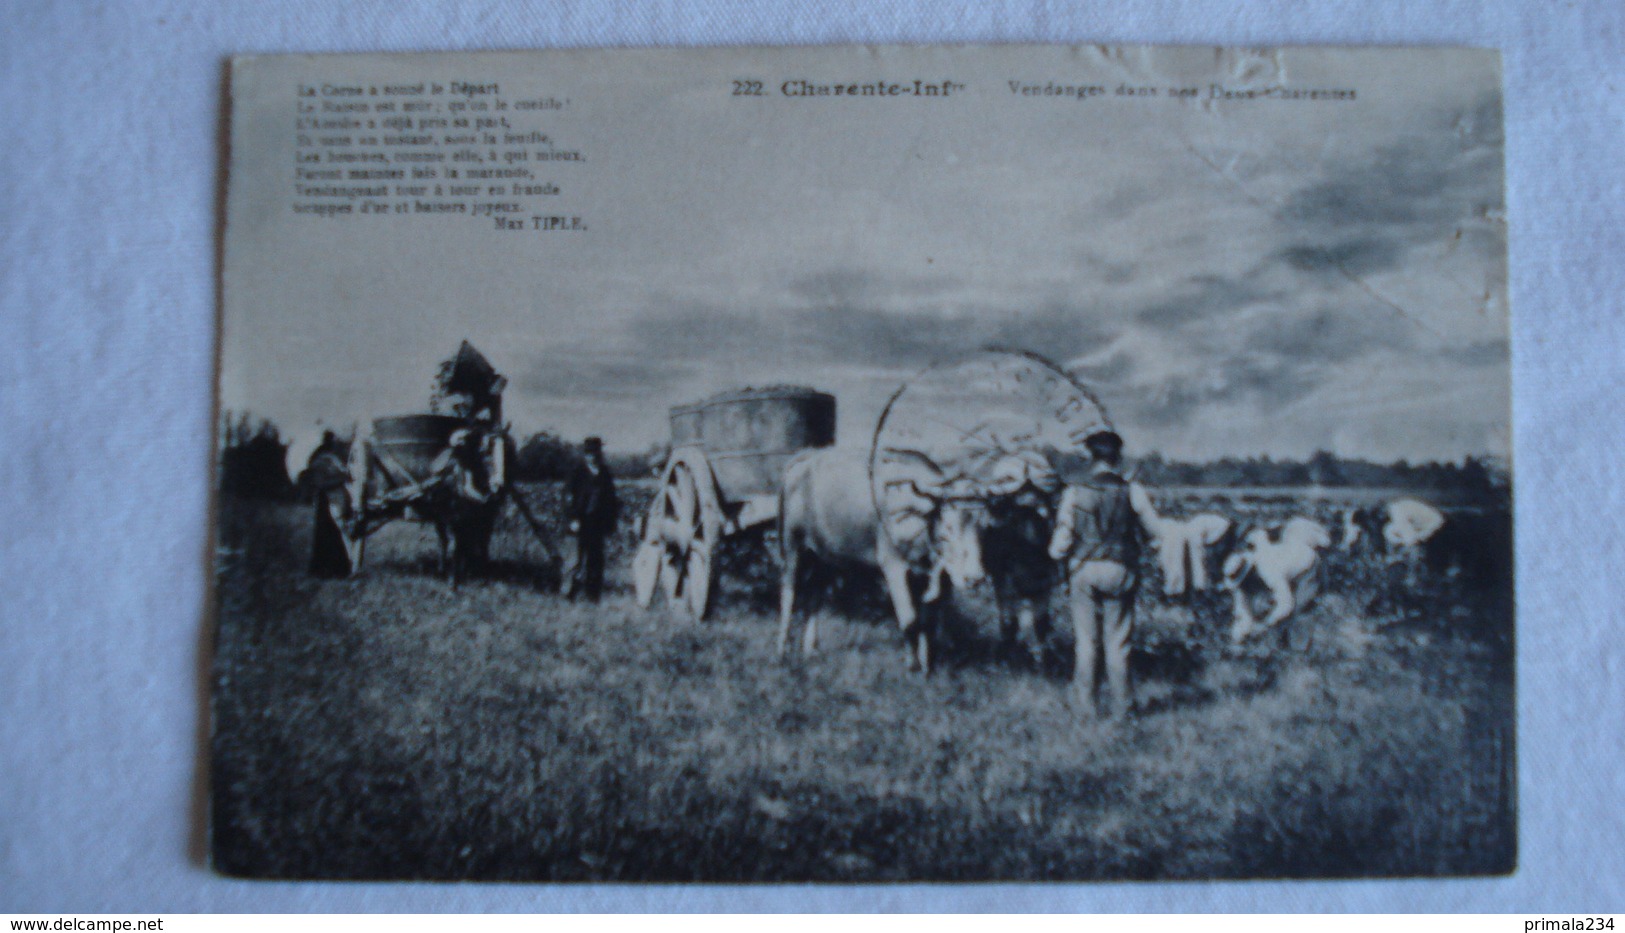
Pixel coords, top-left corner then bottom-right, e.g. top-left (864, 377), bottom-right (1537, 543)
top-left (420, 427), bottom-right (510, 586)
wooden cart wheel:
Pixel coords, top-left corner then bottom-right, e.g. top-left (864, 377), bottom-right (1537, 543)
top-left (639, 449), bottom-right (722, 619)
top-left (632, 533), bottom-right (663, 609)
top-left (678, 467), bottom-right (717, 620)
top-left (345, 437), bottom-right (373, 572)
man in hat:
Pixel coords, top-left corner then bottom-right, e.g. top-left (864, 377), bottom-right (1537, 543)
top-left (564, 436), bottom-right (619, 601)
top-left (1048, 428), bottom-right (1146, 719)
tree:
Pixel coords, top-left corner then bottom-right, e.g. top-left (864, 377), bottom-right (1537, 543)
top-left (1306, 450), bottom-right (1347, 486)
top-left (1457, 456), bottom-right (1503, 500)
top-left (218, 410), bottom-right (293, 499)
top-left (607, 442), bottom-right (668, 479)
top-left (1133, 451), bottom-right (1168, 485)
top-left (513, 430), bottom-right (582, 481)
top-left (1276, 459), bottom-right (1312, 486)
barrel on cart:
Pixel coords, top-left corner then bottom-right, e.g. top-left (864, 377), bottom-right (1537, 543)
top-left (632, 386), bottom-right (836, 618)
top-left (309, 414), bottom-right (514, 582)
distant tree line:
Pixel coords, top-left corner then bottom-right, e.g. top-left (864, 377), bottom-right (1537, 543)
top-left (218, 410), bottom-right (293, 500)
top-left (511, 430), bottom-right (667, 481)
top-left (1133, 450), bottom-right (1508, 497)
top-left (217, 412), bottom-right (670, 500)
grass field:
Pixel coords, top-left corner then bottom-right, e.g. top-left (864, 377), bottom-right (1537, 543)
top-left (211, 482), bottom-right (1514, 881)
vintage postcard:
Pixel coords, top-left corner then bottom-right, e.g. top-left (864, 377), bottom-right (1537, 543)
top-left (214, 44), bottom-right (1512, 881)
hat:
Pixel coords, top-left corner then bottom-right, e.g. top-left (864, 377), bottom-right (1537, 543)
top-left (582, 436), bottom-right (604, 452)
top-left (1083, 429), bottom-right (1123, 452)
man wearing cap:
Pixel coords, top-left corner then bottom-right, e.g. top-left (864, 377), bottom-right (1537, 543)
top-left (564, 436), bottom-right (619, 601)
top-left (1048, 429), bottom-right (1145, 719)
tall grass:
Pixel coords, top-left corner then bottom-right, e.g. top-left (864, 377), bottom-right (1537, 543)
top-left (211, 487), bottom-right (1512, 880)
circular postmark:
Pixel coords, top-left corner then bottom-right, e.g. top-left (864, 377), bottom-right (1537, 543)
top-left (868, 349), bottom-right (1113, 561)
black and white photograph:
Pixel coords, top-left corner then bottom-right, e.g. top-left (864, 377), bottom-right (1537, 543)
top-left (212, 44), bottom-right (1512, 882)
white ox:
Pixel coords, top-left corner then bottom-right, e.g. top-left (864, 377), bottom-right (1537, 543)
top-left (1128, 483), bottom-right (1233, 598)
top-left (777, 448), bottom-right (987, 673)
top-left (1222, 516), bottom-right (1333, 643)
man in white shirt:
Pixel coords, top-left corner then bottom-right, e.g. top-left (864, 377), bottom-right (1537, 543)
top-left (1048, 430), bottom-right (1146, 720)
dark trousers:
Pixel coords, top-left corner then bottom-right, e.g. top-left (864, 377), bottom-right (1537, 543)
top-left (565, 529), bottom-right (607, 600)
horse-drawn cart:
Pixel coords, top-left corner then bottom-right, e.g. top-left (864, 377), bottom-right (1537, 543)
top-left (306, 342), bottom-right (557, 583)
top-left (632, 386), bottom-right (836, 618)
top-left (309, 414), bottom-right (552, 582)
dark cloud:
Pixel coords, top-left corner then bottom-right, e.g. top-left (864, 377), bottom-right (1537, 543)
top-left (1120, 299), bottom-right (1412, 431)
top-left (515, 353), bottom-right (692, 402)
top-left (628, 300), bottom-right (965, 370)
top-left (1275, 89), bottom-right (1504, 287)
top-left (621, 300), bottom-right (785, 361)
top-left (786, 268), bottom-right (962, 303)
top-left (1074, 252), bottom-right (1139, 286)
top-left (511, 93), bottom-right (1505, 454)
top-left (1111, 89), bottom-right (1507, 437)
top-left (1280, 91), bottom-right (1502, 235)
top-left (786, 303), bottom-right (970, 366)
top-left (1126, 351), bottom-right (1325, 428)
top-left (982, 297), bottom-right (1122, 361)
top-left (1280, 153), bottom-right (1452, 231)
top-left (1277, 237), bottom-right (1405, 279)
top-left (616, 273), bottom-right (1122, 376)
top-left (1135, 298), bottom-right (1206, 329)
top-left (1247, 305), bottom-right (1410, 364)
top-left (1134, 271), bottom-right (1275, 329)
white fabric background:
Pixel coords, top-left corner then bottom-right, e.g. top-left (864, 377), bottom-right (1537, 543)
top-left (1, 0), bottom-right (1620, 913)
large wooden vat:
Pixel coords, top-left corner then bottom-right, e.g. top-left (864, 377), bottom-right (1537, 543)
top-left (669, 387), bottom-right (835, 500)
top-left (370, 414), bottom-right (464, 480)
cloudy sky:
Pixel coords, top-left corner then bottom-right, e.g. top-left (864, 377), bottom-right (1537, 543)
top-left (224, 45), bottom-right (1507, 461)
